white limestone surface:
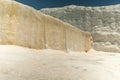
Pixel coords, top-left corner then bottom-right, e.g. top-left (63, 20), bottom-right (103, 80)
top-left (0, 0), bottom-right (92, 52)
top-left (40, 5), bottom-right (120, 52)
top-left (0, 45), bottom-right (120, 80)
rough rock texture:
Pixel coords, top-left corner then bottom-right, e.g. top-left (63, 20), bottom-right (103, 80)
top-left (0, 0), bottom-right (92, 52)
top-left (40, 5), bottom-right (120, 53)
top-left (0, 0), bottom-right (45, 49)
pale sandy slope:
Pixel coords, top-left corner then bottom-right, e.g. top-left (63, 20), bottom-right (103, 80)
top-left (0, 45), bottom-right (120, 80)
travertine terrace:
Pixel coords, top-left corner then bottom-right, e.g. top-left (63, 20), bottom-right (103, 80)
top-left (0, 0), bottom-right (92, 52)
top-left (41, 5), bottom-right (120, 53)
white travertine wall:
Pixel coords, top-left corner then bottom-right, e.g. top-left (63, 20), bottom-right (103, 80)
top-left (66, 24), bottom-right (92, 52)
top-left (0, 0), bottom-right (92, 52)
top-left (44, 15), bottom-right (66, 51)
top-left (40, 5), bottom-right (120, 53)
top-left (66, 24), bottom-right (84, 52)
top-left (0, 0), bottom-right (45, 49)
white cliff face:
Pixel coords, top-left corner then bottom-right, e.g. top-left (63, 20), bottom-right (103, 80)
top-left (0, 0), bottom-right (92, 52)
top-left (40, 5), bottom-right (120, 53)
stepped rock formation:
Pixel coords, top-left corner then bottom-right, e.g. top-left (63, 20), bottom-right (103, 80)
top-left (40, 5), bottom-right (120, 53)
top-left (0, 0), bottom-right (92, 52)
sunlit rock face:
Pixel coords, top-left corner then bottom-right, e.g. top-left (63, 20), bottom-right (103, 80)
top-left (40, 5), bottom-right (120, 53)
top-left (0, 0), bottom-right (92, 52)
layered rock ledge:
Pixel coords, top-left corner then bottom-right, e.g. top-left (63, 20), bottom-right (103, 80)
top-left (40, 5), bottom-right (120, 52)
top-left (0, 0), bottom-right (92, 52)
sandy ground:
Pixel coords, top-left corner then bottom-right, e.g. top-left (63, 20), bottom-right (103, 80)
top-left (0, 45), bottom-right (120, 80)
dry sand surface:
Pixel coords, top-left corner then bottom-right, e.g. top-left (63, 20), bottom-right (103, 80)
top-left (0, 45), bottom-right (120, 80)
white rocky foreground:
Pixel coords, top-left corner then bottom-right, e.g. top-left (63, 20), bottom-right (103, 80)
top-left (0, 45), bottom-right (120, 80)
